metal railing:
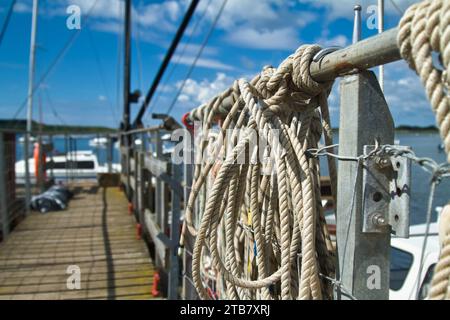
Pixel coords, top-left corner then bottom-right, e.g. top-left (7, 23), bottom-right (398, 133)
top-left (0, 132), bottom-right (25, 241)
top-left (119, 117), bottom-right (189, 299)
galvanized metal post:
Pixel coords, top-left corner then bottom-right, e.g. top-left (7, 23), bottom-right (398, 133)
top-left (168, 162), bottom-right (182, 299)
top-left (153, 132), bottom-right (164, 270)
top-left (106, 135), bottom-right (112, 173)
top-left (138, 152), bottom-right (146, 227)
top-left (133, 149), bottom-right (139, 216)
top-left (336, 70), bottom-right (394, 300)
top-left (49, 134), bottom-right (54, 180)
top-left (0, 133), bottom-right (9, 239)
top-left (155, 133), bottom-right (165, 228)
top-left (182, 131), bottom-right (196, 299)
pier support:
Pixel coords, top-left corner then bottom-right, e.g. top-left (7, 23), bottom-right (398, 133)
top-left (0, 133), bottom-right (9, 239)
top-left (336, 70), bottom-right (394, 300)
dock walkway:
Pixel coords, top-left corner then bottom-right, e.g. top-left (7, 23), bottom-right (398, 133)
top-left (0, 183), bottom-right (155, 300)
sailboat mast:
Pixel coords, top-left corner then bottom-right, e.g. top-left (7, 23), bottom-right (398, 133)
top-left (24, 0), bottom-right (39, 214)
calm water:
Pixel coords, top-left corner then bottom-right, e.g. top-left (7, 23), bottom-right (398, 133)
top-left (15, 133), bottom-right (449, 225)
top-left (394, 132), bottom-right (449, 225)
top-left (16, 136), bottom-right (121, 166)
top-left (320, 132), bottom-right (449, 225)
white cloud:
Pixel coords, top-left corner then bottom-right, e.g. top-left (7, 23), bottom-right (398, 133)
top-left (13, 1), bottom-right (32, 13)
top-left (315, 35), bottom-right (349, 48)
top-left (98, 95), bottom-right (107, 102)
top-left (298, 0), bottom-right (420, 20)
top-left (177, 43), bottom-right (218, 57)
top-left (90, 21), bottom-right (122, 34)
top-left (176, 72), bottom-right (234, 107)
top-left (226, 27), bottom-right (300, 50)
top-left (171, 55), bottom-right (235, 71)
top-left (326, 60), bottom-right (435, 127)
top-left (198, 0), bottom-right (317, 50)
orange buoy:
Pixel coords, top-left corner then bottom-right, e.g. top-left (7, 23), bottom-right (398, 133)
top-left (33, 142), bottom-right (46, 180)
top-left (151, 272), bottom-right (161, 297)
top-left (136, 223), bottom-right (142, 240)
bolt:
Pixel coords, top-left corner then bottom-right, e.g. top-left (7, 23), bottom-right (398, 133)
top-left (375, 156), bottom-right (390, 169)
top-left (372, 212), bottom-right (387, 227)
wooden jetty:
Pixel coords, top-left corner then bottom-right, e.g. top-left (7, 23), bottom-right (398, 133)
top-left (0, 183), bottom-right (155, 300)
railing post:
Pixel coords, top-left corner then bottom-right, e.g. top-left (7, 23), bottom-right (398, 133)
top-left (152, 132), bottom-right (164, 270)
top-left (168, 162), bottom-right (182, 299)
top-left (155, 133), bottom-right (167, 231)
top-left (182, 130), bottom-right (196, 299)
top-left (336, 70), bottom-right (394, 300)
top-left (0, 133), bottom-right (9, 239)
top-left (133, 149), bottom-right (139, 216)
top-left (107, 134), bottom-right (112, 173)
top-left (138, 152), bottom-right (145, 226)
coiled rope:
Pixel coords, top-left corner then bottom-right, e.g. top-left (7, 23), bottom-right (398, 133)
top-left (180, 44), bottom-right (337, 300)
top-left (397, 0), bottom-right (450, 300)
top-left (398, 0), bottom-right (450, 161)
top-left (180, 0), bottom-right (449, 300)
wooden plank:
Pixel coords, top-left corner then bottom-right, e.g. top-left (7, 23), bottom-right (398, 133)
top-left (0, 183), bottom-right (156, 300)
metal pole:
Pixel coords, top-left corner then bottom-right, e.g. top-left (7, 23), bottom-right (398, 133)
top-left (123, 0), bottom-right (131, 131)
top-left (353, 5), bottom-right (362, 44)
top-left (38, 94), bottom-right (44, 193)
top-left (24, 0), bottom-right (38, 215)
top-left (168, 162), bottom-right (182, 299)
top-left (193, 28), bottom-right (402, 118)
top-left (121, 0), bottom-right (132, 199)
top-left (107, 134), bottom-right (112, 173)
top-left (309, 27), bottom-right (400, 82)
top-left (182, 131), bottom-right (196, 299)
top-left (336, 70), bottom-right (394, 300)
top-left (378, 0), bottom-right (385, 92)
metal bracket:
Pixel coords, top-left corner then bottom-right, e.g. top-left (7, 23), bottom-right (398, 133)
top-left (388, 146), bottom-right (411, 238)
top-left (362, 145), bottom-right (411, 237)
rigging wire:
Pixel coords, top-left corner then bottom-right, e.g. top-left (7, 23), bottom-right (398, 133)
top-left (43, 88), bottom-right (67, 126)
top-left (86, 25), bottom-right (119, 126)
top-left (0, 0), bottom-right (16, 47)
top-left (11, 0), bottom-right (100, 123)
top-left (165, 0), bottom-right (227, 116)
top-left (134, 0), bottom-right (144, 92)
top-left (389, 0), bottom-right (404, 15)
top-left (133, 0), bottom-right (200, 127)
top-left (149, 0), bottom-right (214, 119)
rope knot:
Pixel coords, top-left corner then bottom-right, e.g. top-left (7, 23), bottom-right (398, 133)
top-left (260, 44), bottom-right (332, 112)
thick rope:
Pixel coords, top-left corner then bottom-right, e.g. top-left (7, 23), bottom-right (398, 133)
top-left (398, 0), bottom-right (450, 300)
top-left (180, 0), bottom-right (449, 300)
top-left (398, 0), bottom-right (450, 162)
top-left (429, 204), bottom-right (450, 299)
top-left (181, 44), bottom-right (336, 300)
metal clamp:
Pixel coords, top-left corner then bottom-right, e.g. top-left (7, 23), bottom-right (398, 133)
top-left (362, 145), bottom-right (411, 237)
top-left (312, 46), bottom-right (342, 63)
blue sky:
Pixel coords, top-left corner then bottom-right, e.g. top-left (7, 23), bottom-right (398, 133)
top-left (0, 0), bottom-right (433, 128)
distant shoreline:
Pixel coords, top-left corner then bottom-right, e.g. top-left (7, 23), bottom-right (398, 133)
top-left (332, 125), bottom-right (439, 134)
